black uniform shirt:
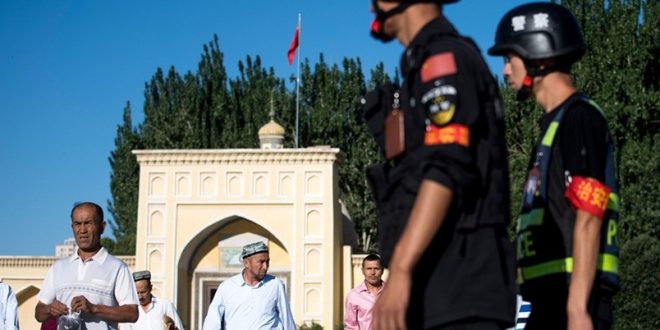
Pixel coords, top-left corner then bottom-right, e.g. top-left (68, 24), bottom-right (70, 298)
top-left (398, 16), bottom-right (504, 216)
top-left (390, 15), bottom-right (514, 328)
top-left (540, 92), bottom-right (610, 183)
top-left (539, 93), bottom-right (611, 238)
top-left (521, 93), bottom-right (612, 297)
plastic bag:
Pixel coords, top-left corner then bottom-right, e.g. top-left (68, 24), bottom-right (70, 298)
top-left (57, 312), bottom-right (81, 330)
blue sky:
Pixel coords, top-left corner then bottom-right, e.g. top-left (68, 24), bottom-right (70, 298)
top-left (0, 0), bottom-right (533, 256)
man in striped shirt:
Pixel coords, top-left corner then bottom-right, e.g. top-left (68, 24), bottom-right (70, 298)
top-left (344, 254), bottom-right (385, 329)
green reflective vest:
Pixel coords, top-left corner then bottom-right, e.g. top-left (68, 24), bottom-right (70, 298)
top-left (516, 95), bottom-right (621, 290)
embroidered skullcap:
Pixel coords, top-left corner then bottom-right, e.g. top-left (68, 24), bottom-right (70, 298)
top-left (241, 241), bottom-right (269, 259)
top-left (133, 270), bottom-right (151, 281)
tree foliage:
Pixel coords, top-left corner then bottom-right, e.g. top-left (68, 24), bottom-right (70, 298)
top-left (501, 87), bottom-right (539, 239)
top-left (613, 234), bottom-right (660, 329)
top-left (107, 102), bottom-right (141, 255)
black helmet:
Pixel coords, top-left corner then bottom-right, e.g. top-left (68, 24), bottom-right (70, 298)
top-left (488, 2), bottom-right (585, 63)
top-left (371, 0), bottom-right (459, 43)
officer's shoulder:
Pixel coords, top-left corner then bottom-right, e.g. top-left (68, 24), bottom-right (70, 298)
top-left (566, 98), bottom-right (608, 125)
top-left (426, 36), bottom-right (479, 60)
top-left (422, 37), bottom-right (482, 74)
top-left (563, 98), bottom-right (610, 134)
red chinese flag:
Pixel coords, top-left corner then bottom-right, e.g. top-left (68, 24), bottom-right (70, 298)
top-left (420, 52), bottom-right (457, 82)
top-left (287, 26), bottom-right (299, 65)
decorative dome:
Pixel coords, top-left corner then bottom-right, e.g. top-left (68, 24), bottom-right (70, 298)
top-left (258, 111), bottom-right (285, 149)
top-left (258, 119), bottom-right (285, 136)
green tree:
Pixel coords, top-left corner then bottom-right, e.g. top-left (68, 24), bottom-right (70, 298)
top-left (613, 234), bottom-right (660, 329)
top-left (197, 35), bottom-right (230, 148)
top-left (501, 87), bottom-right (539, 239)
top-left (226, 55), bottom-right (289, 148)
top-left (141, 66), bottom-right (198, 149)
top-left (107, 102), bottom-right (141, 255)
top-left (342, 61), bottom-right (392, 253)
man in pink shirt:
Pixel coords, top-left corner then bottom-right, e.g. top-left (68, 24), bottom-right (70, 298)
top-left (344, 254), bottom-right (385, 330)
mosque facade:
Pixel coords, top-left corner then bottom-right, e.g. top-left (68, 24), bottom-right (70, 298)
top-left (0, 116), bottom-right (370, 329)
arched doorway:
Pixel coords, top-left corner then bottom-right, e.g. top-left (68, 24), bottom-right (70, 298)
top-left (176, 216), bottom-right (290, 329)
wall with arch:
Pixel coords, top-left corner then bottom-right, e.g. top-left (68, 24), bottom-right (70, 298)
top-left (133, 148), bottom-right (344, 329)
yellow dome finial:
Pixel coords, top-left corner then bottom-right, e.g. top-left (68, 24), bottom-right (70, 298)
top-left (258, 92), bottom-right (285, 149)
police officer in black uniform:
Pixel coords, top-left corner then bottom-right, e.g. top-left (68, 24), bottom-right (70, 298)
top-left (362, 1), bottom-right (516, 329)
top-left (489, 3), bottom-right (621, 330)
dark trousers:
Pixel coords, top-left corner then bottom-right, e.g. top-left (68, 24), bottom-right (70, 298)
top-left (525, 286), bottom-right (613, 330)
top-left (428, 318), bottom-right (509, 330)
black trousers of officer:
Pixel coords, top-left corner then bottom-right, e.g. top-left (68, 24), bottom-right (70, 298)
top-left (524, 281), bottom-right (614, 330)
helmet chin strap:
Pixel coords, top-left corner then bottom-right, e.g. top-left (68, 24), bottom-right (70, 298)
top-left (516, 62), bottom-right (556, 101)
top-left (370, 0), bottom-right (416, 43)
top-left (516, 74), bottom-right (534, 101)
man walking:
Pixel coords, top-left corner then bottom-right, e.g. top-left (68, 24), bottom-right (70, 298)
top-left (344, 254), bottom-right (385, 329)
top-left (202, 241), bottom-right (295, 329)
top-left (121, 270), bottom-right (184, 329)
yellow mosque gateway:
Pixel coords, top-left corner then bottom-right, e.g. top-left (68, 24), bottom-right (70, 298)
top-left (0, 116), bottom-right (370, 329)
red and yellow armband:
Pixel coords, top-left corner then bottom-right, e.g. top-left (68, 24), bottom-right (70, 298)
top-left (424, 123), bottom-right (470, 147)
top-left (565, 176), bottom-right (611, 219)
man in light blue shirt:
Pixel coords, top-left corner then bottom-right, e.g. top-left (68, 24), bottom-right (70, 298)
top-left (202, 241), bottom-right (296, 330)
top-left (0, 279), bottom-right (19, 330)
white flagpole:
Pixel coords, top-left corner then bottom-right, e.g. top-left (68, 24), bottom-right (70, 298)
top-left (295, 13), bottom-right (301, 148)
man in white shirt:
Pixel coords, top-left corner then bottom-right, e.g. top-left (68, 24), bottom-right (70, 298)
top-left (0, 279), bottom-right (19, 330)
top-left (35, 202), bottom-right (139, 329)
top-left (121, 270), bottom-right (184, 330)
top-left (202, 241), bottom-right (296, 330)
